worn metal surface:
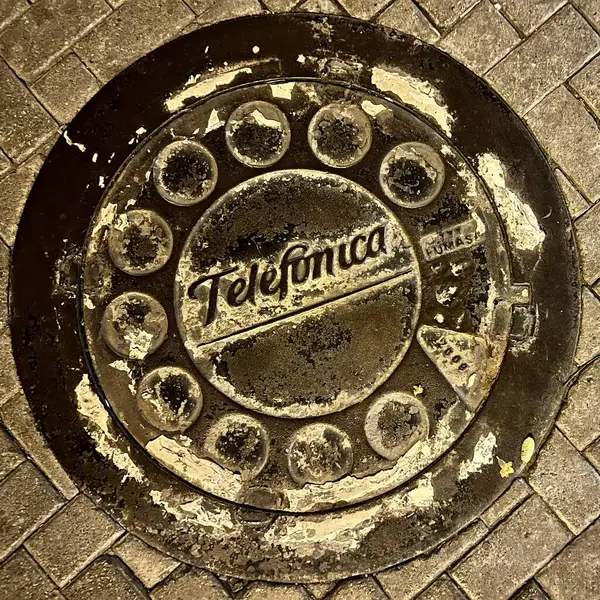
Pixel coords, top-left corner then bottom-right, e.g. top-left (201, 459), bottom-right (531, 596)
top-left (10, 13), bottom-right (579, 585)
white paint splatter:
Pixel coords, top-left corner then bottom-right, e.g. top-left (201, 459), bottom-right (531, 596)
top-left (128, 127), bottom-right (147, 145)
top-left (403, 473), bottom-right (435, 509)
top-left (63, 130), bottom-right (86, 152)
top-left (458, 432), bottom-right (497, 480)
top-left (204, 109), bottom-right (224, 134)
top-left (109, 360), bottom-right (136, 395)
top-left (361, 99), bottom-right (388, 117)
top-left (265, 505), bottom-right (380, 558)
top-left (75, 374), bottom-right (145, 483)
top-left (249, 108), bottom-right (281, 129)
top-left (270, 82), bottom-right (296, 100)
top-left (165, 67), bottom-right (253, 112)
top-left (150, 490), bottom-right (235, 532)
top-left (146, 436), bottom-right (243, 500)
top-left (265, 473), bottom-right (435, 559)
top-left (124, 329), bottom-right (154, 360)
top-left (371, 66), bottom-right (454, 137)
top-left (477, 153), bottom-right (545, 252)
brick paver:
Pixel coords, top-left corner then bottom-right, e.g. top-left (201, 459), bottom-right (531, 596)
top-left (557, 359), bottom-right (600, 450)
top-left (31, 53), bottom-right (100, 124)
top-left (64, 556), bottom-right (149, 600)
top-left (0, 152), bottom-right (10, 180)
top-left (497, 0), bottom-right (566, 35)
top-left (0, 0), bottom-right (28, 34)
top-left (584, 436), bottom-right (600, 470)
top-left (377, 521), bottom-right (488, 600)
top-left (263, 0), bottom-right (300, 12)
top-left (328, 577), bottom-right (389, 600)
top-left (574, 287), bottom-right (600, 366)
top-left (75, 0), bottom-right (194, 83)
top-left (555, 169), bottom-right (590, 220)
top-left (0, 548), bottom-right (65, 600)
top-left (338, 0), bottom-right (390, 19)
top-left (0, 393), bottom-right (79, 499)
top-left (150, 567), bottom-right (231, 600)
top-left (513, 581), bottom-right (551, 599)
top-left (572, 0), bottom-right (600, 29)
top-left (113, 534), bottom-right (179, 589)
top-left (0, 0), bottom-right (111, 82)
top-left (486, 5), bottom-right (600, 115)
top-left (415, 0), bottom-right (479, 29)
top-left (238, 582), bottom-right (310, 600)
top-left (186, 0), bottom-right (263, 25)
top-left (25, 494), bottom-right (123, 586)
top-left (0, 461), bottom-right (63, 561)
top-left (526, 85), bottom-right (600, 203)
top-left (377, 0), bottom-right (440, 42)
top-left (0, 241), bottom-right (9, 330)
top-left (0, 154), bottom-right (44, 247)
top-left (528, 429), bottom-right (600, 534)
top-left (571, 55), bottom-right (600, 119)
top-left (0, 328), bottom-right (22, 409)
top-left (575, 202), bottom-right (600, 285)
top-left (0, 424), bottom-right (24, 480)
top-left (417, 575), bottom-right (467, 600)
top-left (0, 60), bottom-right (56, 163)
top-left (480, 477), bottom-right (532, 528)
top-left (537, 519), bottom-right (600, 600)
top-left (299, 0), bottom-right (343, 13)
top-left (305, 583), bottom-right (336, 599)
top-left (439, 0), bottom-right (519, 75)
top-left (450, 496), bottom-right (572, 600)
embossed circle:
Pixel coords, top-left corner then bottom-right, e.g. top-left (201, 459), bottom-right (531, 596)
top-left (308, 102), bottom-right (373, 167)
top-left (153, 139), bottom-right (218, 206)
top-left (205, 414), bottom-right (270, 478)
top-left (225, 100), bottom-right (291, 167)
top-left (101, 292), bottom-right (168, 360)
top-left (380, 142), bottom-right (446, 208)
top-left (364, 393), bottom-right (429, 460)
top-left (107, 209), bottom-right (173, 275)
top-left (137, 366), bottom-right (203, 433)
top-left (287, 423), bottom-right (354, 485)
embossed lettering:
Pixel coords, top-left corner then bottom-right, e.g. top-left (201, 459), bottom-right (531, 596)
top-left (189, 224), bottom-right (388, 326)
top-left (419, 218), bottom-right (483, 262)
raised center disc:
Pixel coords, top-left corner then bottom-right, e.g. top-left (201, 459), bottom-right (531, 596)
top-left (175, 169), bottom-right (421, 419)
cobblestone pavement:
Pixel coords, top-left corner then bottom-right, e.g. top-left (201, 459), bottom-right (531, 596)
top-left (0, 1), bottom-right (600, 599)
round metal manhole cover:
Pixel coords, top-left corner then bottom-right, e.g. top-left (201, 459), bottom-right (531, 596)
top-left (11, 14), bottom-right (580, 582)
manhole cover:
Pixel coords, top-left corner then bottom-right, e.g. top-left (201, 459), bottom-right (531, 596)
top-left (11, 14), bottom-right (580, 582)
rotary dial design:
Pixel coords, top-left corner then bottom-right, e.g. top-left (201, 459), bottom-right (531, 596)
top-left (82, 81), bottom-right (529, 513)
